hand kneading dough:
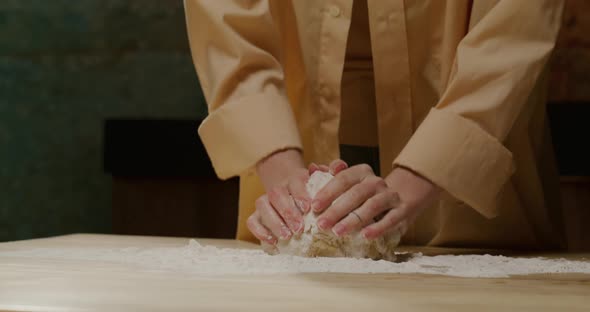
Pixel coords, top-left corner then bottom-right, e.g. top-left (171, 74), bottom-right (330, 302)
top-left (273, 171), bottom-right (401, 261)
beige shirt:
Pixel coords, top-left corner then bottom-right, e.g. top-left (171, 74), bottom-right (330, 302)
top-left (185, 0), bottom-right (566, 249)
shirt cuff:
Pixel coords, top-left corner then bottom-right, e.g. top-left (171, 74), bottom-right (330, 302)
top-left (393, 108), bottom-right (515, 218)
top-left (198, 88), bottom-right (302, 179)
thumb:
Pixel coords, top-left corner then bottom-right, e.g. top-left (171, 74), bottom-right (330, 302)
top-left (288, 169), bottom-right (312, 214)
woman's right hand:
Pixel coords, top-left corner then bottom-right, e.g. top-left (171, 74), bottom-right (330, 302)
top-left (247, 149), bottom-right (310, 245)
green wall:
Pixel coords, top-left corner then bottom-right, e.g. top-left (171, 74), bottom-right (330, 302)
top-left (0, 0), bottom-right (207, 241)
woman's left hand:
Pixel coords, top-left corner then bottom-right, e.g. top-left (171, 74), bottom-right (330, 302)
top-left (311, 160), bottom-right (440, 239)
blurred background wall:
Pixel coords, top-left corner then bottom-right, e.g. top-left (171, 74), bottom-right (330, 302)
top-left (0, 0), bottom-right (206, 241)
top-left (0, 0), bottom-right (588, 246)
top-left (550, 0), bottom-right (590, 102)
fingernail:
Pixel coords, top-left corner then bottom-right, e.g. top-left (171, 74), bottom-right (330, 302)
top-left (303, 203), bottom-right (311, 214)
top-left (329, 163), bottom-right (346, 175)
top-left (295, 221), bottom-right (304, 234)
top-left (295, 199), bottom-right (308, 213)
top-left (332, 224), bottom-right (346, 237)
top-left (267, 235), bottom-right (277, 245)
top-left (317, 218), bottom-right (329, 231)
top-left (291, 213), bottom-right (304, 228)
top-left (361, 230), bottom-right (371, 240)
top-left (311, 200), bottom-right (320, 213)
top-left (280, 225), bottom-right (292, 240)
top-left (290, 220), bottom-right (302, 233)
top-left (309, 163), bottom-right (318, 174)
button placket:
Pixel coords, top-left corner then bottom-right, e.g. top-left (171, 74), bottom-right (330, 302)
top-left (314, 0), bottom-right (352, 163)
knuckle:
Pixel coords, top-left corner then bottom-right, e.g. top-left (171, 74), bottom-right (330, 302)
top-left (383, 213), bottom-right (397, 227)
top-left (365, 197), bottom-right (380, 213)
top-left (386, 189), bottom-right (400, 203)
top-left (332, 159), bottom-right (346, 169)
top-left (369, 224), bottom-right (383, 235)
top-left (267, 189), bottom-right (279, 201)
top-left (246, 214), bottom-right (258, 228)
top-left (375, 179), bottom-right (388, 190)
top-left (343, 186), bottom-right (361, 201)
top-left (329, 159), bottom-right (339, 167)
top-left (363, 176), bottom-right (381, 187)
top-left (320, 214), bottom-right (333, 225)
top-left (397, 220), bottom-right (409, 234)
top-left (396, 200), bottom-right (409, 212)
top-left (289, 181), bottom-right (308, 198)
top-left (283, 206), bottom-right (297, 220)
top-left (339, 172), bottom-right (355, 187)
top-left (373, 228), bottom-right (385, 238)
top-left (384, 188), bottom-right (396, 196)
top-left (350, 164), bottom-right (363, 172)
top-left (255, 196), bottom-right (267, 209)
top-left (358, 163), bottom-right (373, 174)
top-left (267, 186), bottom-right (286, 203)
top-left (313, 195), bottom-right (328, 208)
top-left (330, 158), bottom-right (345, 166)
top-left (294, 169), bottom-right (308, 181)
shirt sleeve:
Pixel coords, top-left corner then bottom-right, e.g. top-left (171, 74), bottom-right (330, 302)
top-left (394, 0), bottom-right (564, 218)
top-left (184, 0), bottom-right (302, 179)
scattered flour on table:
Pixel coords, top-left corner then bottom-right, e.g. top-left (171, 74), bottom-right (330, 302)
top-left (1, 240), bottom-right (589, 278)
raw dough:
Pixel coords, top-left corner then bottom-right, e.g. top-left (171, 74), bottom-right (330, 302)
top-left (271, 171), bottom-right (401, 261)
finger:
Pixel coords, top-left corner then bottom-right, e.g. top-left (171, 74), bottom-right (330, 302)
top-left (311, 164), bottom-right (374, 214)
top-left (361, 198), bottom-right (407, 240)
top-left (261, 241), bottom-right (279, 255)
top-left (267, 186), bottom-right (303, 233)
top-left (287, 170), bottom-right (311, 214)
top-left (308, 163), bottom-right (320, 175)
top-left (332, 210), bottom-right (367, 237)
top-left (395, 219), bottom-right (410, 236)
top-left (308, 163), bottom-right (330, 175)
top-left (316, 178), bottom-right (378, 232)
top-left (333, 186), bottom-right (398, 237)
top-left (257, 195), bottom-right (293, 240)
top-left (246, 212), bottom-right (277, 245)
top-left (329, 159), bottom-right (348, 175)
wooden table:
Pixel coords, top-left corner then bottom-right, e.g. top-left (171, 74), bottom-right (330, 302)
top-left (1, 234), bottom-right (589, 311)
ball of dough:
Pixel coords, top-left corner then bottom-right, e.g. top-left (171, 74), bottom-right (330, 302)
top-left (272, 171), bottom-right (401, 261)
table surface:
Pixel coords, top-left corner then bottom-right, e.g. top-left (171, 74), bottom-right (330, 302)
top-left (0, 234), bottom-right (589, 312)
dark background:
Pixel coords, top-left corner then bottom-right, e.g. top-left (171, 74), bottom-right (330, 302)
top-left (0, 1), bottom-right (588, 248)
top-left (0, 1), bottom-right (207, 241)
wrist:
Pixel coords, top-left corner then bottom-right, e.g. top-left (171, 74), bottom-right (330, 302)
top-left (256, 149), bottom-right (305, 190)
top-left (384, 167), bottom-right (414, 190)
top-left (385, 167), bottom-right (441, 205)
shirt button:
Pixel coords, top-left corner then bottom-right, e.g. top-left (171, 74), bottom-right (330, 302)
top-left (328, 5), bottom-right (341, 18)
top-left (320, 86), bottom-right (331, 98)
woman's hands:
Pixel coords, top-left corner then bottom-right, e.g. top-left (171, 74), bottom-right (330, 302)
top-left (246, 149), bottom-right (310, 245)
top-left (247, 151), bottom-right (441, 246)
top-left (313, 160), bottom-right (440, 239)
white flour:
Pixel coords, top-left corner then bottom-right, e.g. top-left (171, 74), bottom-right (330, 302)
top-left (2, 240), bottom-right (589, 278)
